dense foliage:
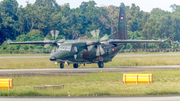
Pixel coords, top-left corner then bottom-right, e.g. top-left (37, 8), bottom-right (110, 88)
top-left (0, 0), bottom-right (179, 50)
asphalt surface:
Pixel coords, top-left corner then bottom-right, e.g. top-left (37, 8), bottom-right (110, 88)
top-left (1, 96), bottom-right (180, 101)
top-left (0, 65), bottom-right (180, 76)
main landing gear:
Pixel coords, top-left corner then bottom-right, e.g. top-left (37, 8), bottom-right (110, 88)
top-left (98, 61), bottom-right (104, 68)
top-left (60, 63), bottom-right (64, 69)
top-left (60, 63), bottom-right (78, 69)
top-left (60, 62), bottom-right (103, 69)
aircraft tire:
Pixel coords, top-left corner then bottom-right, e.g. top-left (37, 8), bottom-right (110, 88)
top-left (60, 63), bottom-right (64, 69)
top-left (98, 61), bottom-right (104, 68)
top-left (73, 64), bottom-right (78, 68)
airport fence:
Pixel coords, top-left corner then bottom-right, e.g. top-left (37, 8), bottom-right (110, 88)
top-left (0, 49), bottom-right (52, 54)
top-left (0, 48), bottom-right (179, 54)
top-left (121, 48), bottom-right (180, 53)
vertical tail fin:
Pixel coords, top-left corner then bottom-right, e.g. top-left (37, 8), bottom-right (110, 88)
top-left (109, 3), bottom-right (128, 40)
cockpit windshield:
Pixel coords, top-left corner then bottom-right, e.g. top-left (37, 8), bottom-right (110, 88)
top-left (58, 46), bottom-right (71, 51)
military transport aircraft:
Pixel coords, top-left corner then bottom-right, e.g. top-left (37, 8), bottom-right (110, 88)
top-left (8, 3), bottom-right (171, 69)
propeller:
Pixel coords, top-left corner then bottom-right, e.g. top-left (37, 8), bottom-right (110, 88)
top-left (44, 30), bottom-right (60, 53)
top-left (87, 30), bottom-right (109, 56)
top-left (44, 38), bottom-right (50, 48)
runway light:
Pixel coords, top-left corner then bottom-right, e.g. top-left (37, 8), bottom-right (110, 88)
top-left (0, 78), bottom-right (13, 90)
top-left (123, 74), bottom-right (152, 84)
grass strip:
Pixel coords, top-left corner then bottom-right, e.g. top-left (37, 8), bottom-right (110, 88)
top-left (1, 70), bottom-right (180, 96)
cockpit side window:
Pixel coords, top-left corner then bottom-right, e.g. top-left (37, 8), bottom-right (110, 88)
top-left (71, 46), bottom-right (78, 52)
top-left (58, 46), bottom-right (64, 51)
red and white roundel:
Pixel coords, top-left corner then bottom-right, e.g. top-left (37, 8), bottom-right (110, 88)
top-left (112, 48), bottom-right (115, 52)
top-left (121, 15), bottom-right (123, 19)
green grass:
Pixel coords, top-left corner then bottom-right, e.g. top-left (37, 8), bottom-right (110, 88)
top-left (0, 54), bottom-right (49, 56)
top-left (1, 71), bottom-right (180, 96)
top-left (1, 55), bottom-right (180, 69)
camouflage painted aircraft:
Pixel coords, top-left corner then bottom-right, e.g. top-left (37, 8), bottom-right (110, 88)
top-left (9, 3), bottom-right (171, 69)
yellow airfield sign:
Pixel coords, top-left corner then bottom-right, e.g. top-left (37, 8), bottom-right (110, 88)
top-left (123, 74), bottom-right (152, 84)
top-left (0, 79), bottom-right (13, 89)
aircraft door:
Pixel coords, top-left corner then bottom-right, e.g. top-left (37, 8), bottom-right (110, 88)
top-left (71, 45), bottom-right (78, 62)
top-left (77, 47), bottom-right (86, 62)
top-left (71, 45), bottom-right (84, 62)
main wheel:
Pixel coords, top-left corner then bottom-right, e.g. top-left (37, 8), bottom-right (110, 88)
top-left (98, 61), bottom-right (104, 68)
top-left (60, 63), bottom-right (64, 69)
top-left (73, 64), bottom-right (78, 68)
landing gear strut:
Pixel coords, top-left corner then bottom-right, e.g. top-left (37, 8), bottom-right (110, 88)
top-left (73, 64), bottom-right (78, 68)
top-left (60, 63), bottom-right (64, 69)
top-left (98, 61), bottom-right (104, 68)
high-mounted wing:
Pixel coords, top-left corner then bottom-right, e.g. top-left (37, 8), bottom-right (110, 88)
top-left (8, 39), bottom-right (65, 45)
top-left (8, 40), bottom-right (54, 45)
top-left (109, 37), bottom-right (172, 44)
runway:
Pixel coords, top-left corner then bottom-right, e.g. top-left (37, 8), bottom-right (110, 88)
top-left (1, 96), bottom-right (180, 101)
top-left (0, 65), bottom-right (180, 76)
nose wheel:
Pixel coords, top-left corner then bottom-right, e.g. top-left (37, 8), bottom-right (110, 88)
top-left (98, 61), bottom-right (104, 68)
top-left (73, 64), bottom-right (78, 68)
top-left (60, 63), bottom-right (64, 69)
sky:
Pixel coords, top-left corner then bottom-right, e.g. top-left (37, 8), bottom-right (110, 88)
top-left (1, 0), bottom-right (180, 12)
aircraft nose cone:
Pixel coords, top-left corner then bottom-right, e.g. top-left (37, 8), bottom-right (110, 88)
top-left (50, 56), bottom-right (56, 61)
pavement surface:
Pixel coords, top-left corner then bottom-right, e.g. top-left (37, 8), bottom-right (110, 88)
top-left (0, 65), bottom-right (180, 76)
top-left (1, 96), bottom-right (180, 101)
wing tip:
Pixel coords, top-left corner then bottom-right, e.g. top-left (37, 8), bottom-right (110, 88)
top-left (163, 36), bottom-right (172, 43)
top-left (7, 39), bottom-right (12, 44)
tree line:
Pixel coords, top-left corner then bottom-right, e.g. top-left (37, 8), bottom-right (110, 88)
top-left (0, 0), bottom-right (180, 50)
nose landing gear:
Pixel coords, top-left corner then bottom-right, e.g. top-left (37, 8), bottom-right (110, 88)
top-left (60, 63), bottom-right (64, 69)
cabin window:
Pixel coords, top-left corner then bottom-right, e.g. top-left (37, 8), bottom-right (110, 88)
top-left (58, 46), bottom-right (71, 51)
top-left (71, 46), bottom-right (78, 52)
top-left (65, 46), bottom-right (71, 51)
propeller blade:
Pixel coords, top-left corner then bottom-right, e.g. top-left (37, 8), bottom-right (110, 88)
top-left (87, 45), bottom-right (94, 51)
top-left (96, 45), bottom-right (100, 56)
top-left (99, 45), bottom-right (105, 55)
top-left (96, 30), bottom-right (100, 39)
top-left (55, 30), bottom-right (59, 40)
top-left (44, 38), bottom-right (50, 48)
top-left (50, 30), bottom-right (54, 39)
top-left (91, 29), bottom-right (100, 39)
top-left (96, 45), bottom-right (105, 56)
top-left (100, 34), bottom-right (109, 41)
top-left (91, 30), bottom-right (96, 38)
